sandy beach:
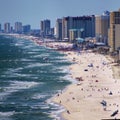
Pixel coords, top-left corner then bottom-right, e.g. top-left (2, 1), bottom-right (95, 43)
top-left (53, 50), bottom-right (120, 120)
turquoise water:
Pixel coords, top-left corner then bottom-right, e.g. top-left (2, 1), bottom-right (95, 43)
top-left (0, 35), bottom-right (72, 120)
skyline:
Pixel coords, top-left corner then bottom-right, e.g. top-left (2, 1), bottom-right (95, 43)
top-left (0, 0), bottom-right (120, 29)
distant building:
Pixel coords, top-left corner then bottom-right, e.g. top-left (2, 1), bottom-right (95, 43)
top-left (95, 11), bottom-right (110, 44)
top-left (0, 24), bottom-right (2, 32)
top-left (40, 19), bottom-right (51, 37)
top-left (108, 9), bottom-right (120, 52)
top-left (11, 26), bottom-right (13, 33)
top-left (62, 16), bottom-right (95, 41)
top-left (30, 29), bottom-right (40, 36)
top-left (4, 23), bottom-right (11, 33)
top-left (50, 28), bottom-right (54, 37)
top-left (23, 25), bottom-right (31, 34)
top-left (56, 19), bottom-right (62, 40)
top-left (15, 22), bottom-right (22, 33)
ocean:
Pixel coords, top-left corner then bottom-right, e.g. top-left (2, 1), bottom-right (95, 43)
top-left (0, 35), bottom-right (72, 120)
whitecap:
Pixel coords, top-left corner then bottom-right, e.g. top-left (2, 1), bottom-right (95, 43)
top-left (15, 43), bottom-right (23, 47)
top-left (25, 63), bottom-right (45, 68)
top-left (41, 106), bottom-right (50, 109)
top-left (49, 103), bottom-right (65, 120)
top-left (0, 111), bottom-right (15, 117)
top-left (32, 93), bottom-right (47, 100)
top-left (0, 81), bottom-right (39, 100)
top-left (33, 54), bottom-right (42, 58)
top-left (20, 58), bottom-right (33, 62)
top-left (60, 74), bottom-right (76, 84)
top-left (58, 66), bottom-right (70, 73)
top-left (9, 81), bottom-right (39, 90)
top-left (25, 63), bottom-right (52, 68)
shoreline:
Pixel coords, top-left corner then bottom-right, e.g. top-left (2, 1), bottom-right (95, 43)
top-left (5, 34), bottom-right (120, 120)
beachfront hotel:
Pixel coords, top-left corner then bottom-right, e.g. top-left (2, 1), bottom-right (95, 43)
top-left (4, 22), bottom-right (11, 33)
top-left (108, 9), bottom-right (120, 52)
top-left (95, 11), bottom-right (110, 44)
top-left (62, 16), bottom-right (95, 41)
top-left (55, 18), bottom-right (62, 40)
top-left (22, 25), bottom-right (31, 34)
top-left (14, 22), bottom-right (23, 33)
top-left (40, 19), bottom-right (51, 37)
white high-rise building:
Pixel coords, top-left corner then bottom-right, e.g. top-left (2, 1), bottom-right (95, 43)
top-left (4, 23), bottom-right (10, 33)
top-left (56, 19), bottom-right (62, 40)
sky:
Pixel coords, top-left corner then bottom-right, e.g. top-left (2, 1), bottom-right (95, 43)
top-left (0, 0), bottom-right (120, 29)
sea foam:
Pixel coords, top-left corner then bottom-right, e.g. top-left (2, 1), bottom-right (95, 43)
top-left (0, 81), bottom-right (39, 100)
top-left (0, 111), bottom-right (15, 117)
